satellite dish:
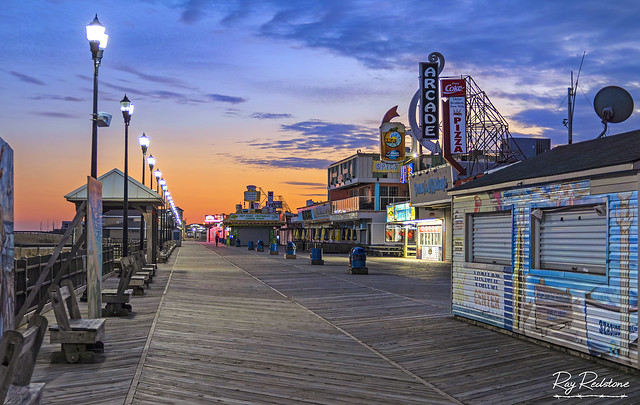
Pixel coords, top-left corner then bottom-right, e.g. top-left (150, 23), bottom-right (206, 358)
top-left (593, 86), bottom-right (633, 138)
top-left (594, 86), bottom-right (634, 123)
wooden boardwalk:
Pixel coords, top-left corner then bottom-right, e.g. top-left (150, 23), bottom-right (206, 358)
top-left (29, 242), bottom-right (640, 404)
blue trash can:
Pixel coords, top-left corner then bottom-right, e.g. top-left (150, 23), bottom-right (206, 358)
top-left (248, 241), bottom-right (254, 250)
top-left (269, 243), bottom-right (279, 255)
top-left (257, 240), bottom-right (264, 252)
top-left (349, 247), bottom-right (367, 274)
top-left (310, 247), bottom-right (324, 265)
top-left (235, 238), bottom-right (241, 247)
top-left (286, 241), bottom-right (296, 259)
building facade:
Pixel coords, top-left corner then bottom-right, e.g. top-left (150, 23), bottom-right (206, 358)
top-left (449, 130), bottom-right (640, 369)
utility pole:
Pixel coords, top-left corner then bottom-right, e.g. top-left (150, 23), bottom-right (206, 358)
top-left (568, 71), bottom-right (573, 145)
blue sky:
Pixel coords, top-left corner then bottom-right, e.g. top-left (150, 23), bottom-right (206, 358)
top-left (2, 0), bottom-right (640, 229)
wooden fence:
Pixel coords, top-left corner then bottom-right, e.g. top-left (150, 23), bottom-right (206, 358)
top-left (14, 245), bottom-right (115, 316)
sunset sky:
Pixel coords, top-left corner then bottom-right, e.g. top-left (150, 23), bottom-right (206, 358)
top-left (2, 0), bottom-right (640, 230)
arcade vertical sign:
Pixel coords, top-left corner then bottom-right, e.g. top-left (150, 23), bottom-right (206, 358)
top-left (441, 78), bottom-right (467, 154)
top-left (419, 62), bottom-right (439, 140)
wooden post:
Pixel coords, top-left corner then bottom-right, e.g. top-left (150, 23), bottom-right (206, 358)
top-left (0, 139), bottom-right (13, 335)
top-left (86, 177), bottom-right (103, 319)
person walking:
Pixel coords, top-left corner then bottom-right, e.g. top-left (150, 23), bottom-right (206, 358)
top-left (215, 234), bottom-right (219, 246)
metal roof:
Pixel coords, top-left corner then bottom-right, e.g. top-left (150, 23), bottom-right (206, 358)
top-left (64, 168), bottom-right (164, 204)
top-left (449, 129), bottom-right (640, 193)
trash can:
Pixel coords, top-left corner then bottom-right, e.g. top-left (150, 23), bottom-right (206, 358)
top-left (248, 241), bottom-right (254, 250)
top-left (310, 247), bottom-right (324, 265)
top-left (349, 247), bottom-right (367, 274)
top-left (286, 241), bottom-right (296, 259)
top-left (257, 240), bottom-right (264, 252)
top-left (269, 243), bottom-right (279, 255)
top-left (235, 238), bottom-right (241, 247)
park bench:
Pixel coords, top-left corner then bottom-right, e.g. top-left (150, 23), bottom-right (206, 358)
top-left (116, 255), bottom-right (149, 296)
top-left (366, 245), bottom-right (403, 257)
top-left (137, 251), bottom-right (157, 274)
top-left (48, 280), bottom-right (106, 363)
top-left (102, 256), bottom-right (135, 316)
top-left (132, 252), bottom-right (154, 283)
top-left (158, 241), bottom-right (176, 263)
top-left (0, 314), bottom-right (47, 405)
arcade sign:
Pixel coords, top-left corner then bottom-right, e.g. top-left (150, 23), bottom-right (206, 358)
top-left (419, 62), bottom-right (439, 139)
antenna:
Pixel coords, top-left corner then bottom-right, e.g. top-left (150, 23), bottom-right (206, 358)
top-left (593, 86), bottom-right (634, 138)
top-left (566, 52), bottom-right (586, 144)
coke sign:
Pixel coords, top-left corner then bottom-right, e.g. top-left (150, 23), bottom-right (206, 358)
top-left (441, 79), bottom-right (466, 98)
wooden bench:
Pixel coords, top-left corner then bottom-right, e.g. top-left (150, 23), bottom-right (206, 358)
top-left (102, 256), bottom-right (135, 316)
top-left (136, 251), bottom-right (157, 275)
top-left (0, 314), bottom-right (47, 405)
top-left (366, 245), bottom-right (403, 257)
top-left (132, 252), bottom-right (154, 283)
top-left (158, 241), bottom-right (176, 262)
top-left (118, 255), bottom-right (149, 296)
top-left (48, 280), bottom-right (106, 363)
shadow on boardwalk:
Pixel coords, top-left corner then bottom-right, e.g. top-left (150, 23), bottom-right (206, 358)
top-left (31, 241), bottom-right (640, 404)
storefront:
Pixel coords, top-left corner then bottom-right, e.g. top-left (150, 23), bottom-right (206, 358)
top-left (223, 212), bottom-right (284, 246)
top-left (416, 215), bottom-right (444, 261)
top-left (408, 165), bottom-right (454, 261)
top-left (448, 130), bottom-right (640, 369)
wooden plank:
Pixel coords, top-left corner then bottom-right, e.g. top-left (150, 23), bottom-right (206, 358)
top-left (25, 242), bottom-right (640, 404)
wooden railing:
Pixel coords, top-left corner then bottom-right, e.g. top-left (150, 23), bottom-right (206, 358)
top-left (14, 246), bottom-right (115, 317)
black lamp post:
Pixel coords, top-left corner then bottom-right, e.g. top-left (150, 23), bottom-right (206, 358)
top-left (86, 15), bottom-right (108, 179)
top-left (139, 133), bottom-right (149, 184)
top-left (160, 179), bottom-right (167, 245)
top-left (147, 155), bottom-right (156, 190)
top-left (120, 95), bottom-right (134, 257)
top-left (154, 169), bottom-right (162, 193)
top-left (153, 168), bottom-right (162, 250)
top-left (138, 133), bottom-right (149, 251)
top-left (165, 190), bottom-right (172, 243)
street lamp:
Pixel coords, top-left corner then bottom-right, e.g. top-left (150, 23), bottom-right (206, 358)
top-left (153, 169), bottom-right (162, 193)
top-left (86, 14), bottom-right (108, 179)
top-left (121, 95), bottom-right (134, 257)
top-left (161, 181), bottom-right (168, 244)
top-left (138, 133), bottom-right (149, 184)
top-left (147, 155), bottom-right (156, 189)
top-left (138, 133), bottom-right (149, 251)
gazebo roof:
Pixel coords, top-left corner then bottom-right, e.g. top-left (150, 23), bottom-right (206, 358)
top-left (64, 168), bottom-right (164, 205)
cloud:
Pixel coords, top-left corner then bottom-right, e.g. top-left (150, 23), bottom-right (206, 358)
top-left (251, 112), bottom-right (293, 119)
top-left (10, 71), bottom-right (46, 86)
top-left (275, 120), bottom-right (378, 151)
top-left (179, 0), bottom-right (209, 24)
top-left (30, 111), bottom-right (77, 119)
top-left (114, 66), bottom-right (195, 89)
top-left (239, 156), bottom-right (334, 170)
top-left (207, 93), bottom-right (248, 104)
top-left (281, 181), bottom-right (326, 187)
top-left (30, 94), bottom-right (84, 102)
top-left (235, 119), bottom-right (378, 170)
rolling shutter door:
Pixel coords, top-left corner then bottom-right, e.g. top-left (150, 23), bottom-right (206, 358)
top-left (472, 212), bottom-right (512, 265)
top-left (539, 205), bottom-right (606, 274)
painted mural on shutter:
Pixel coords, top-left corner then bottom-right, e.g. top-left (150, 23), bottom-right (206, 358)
top-left (452, 180), bottom-right (639, 368)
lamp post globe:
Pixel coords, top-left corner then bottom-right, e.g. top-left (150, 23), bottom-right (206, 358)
top-left (120, 94), bottom-right (134, 257)
top-left (87, 14), bottom-right (108, 179)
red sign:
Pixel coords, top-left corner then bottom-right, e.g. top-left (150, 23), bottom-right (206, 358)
top-left (441, 79), bottom-right (466, 97)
